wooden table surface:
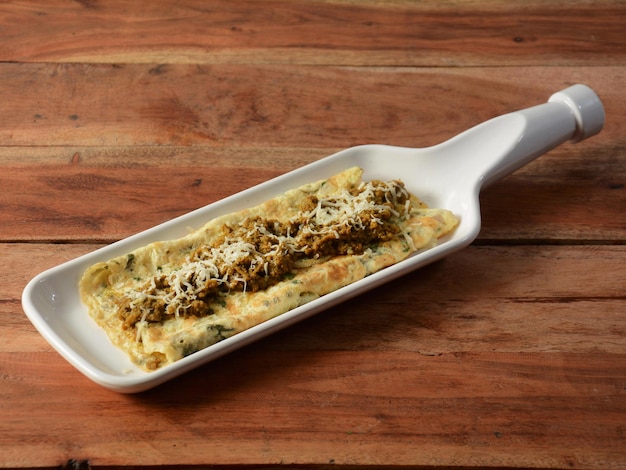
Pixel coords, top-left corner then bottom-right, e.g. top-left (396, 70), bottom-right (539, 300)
top-left (1, 1), bottom-right (625, 469)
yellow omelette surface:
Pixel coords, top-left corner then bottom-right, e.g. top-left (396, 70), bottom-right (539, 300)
top-left (79, 167), bottom-right (458, 370)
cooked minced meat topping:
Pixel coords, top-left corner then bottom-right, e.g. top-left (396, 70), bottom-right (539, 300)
top-left (117, 179), bottom-right (410, 328)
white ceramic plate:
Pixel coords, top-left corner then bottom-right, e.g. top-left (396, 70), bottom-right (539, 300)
top-left (22, 85), bottom-right (604, 392)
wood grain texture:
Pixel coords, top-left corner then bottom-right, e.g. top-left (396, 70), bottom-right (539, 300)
top-left (2, 351), bottom-right (625, 468)
top-left (4, 244), bottom-right (626, 355)
top-left (0, 64), bottom-right (623, 148)
top-left (0, 0), bottom-right (624, 468)
top-left (1, 145), bottom-right (624, 242)
top-left (2, 244), bottom-right (626, 468)
top-left (0, 64), bottom-right (623, 242)
top-left (0, 0), bottom-right (623, 66)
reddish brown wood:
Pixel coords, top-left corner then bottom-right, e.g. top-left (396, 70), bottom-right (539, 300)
top-left (0, 64), bottom-right (622, 149)
top-left (0, 0), bottom-right (624, 468)
top-left (0, 64), bottom-right (623, 242)
top-left (2, 244), bottom-right (626, 468)
top-left (0, 0), bottom-right (623, 66)
top-left (2, 143), bottom-right (624, 242)
top-left (2, 350), bottom-right (625, 468)
top-left (4, 244), bottom-right (626, 354)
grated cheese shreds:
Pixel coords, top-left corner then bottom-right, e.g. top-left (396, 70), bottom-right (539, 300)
top-left (79, 167), bottom-right (460, 370)
top-left (125, 179), bottom-right (411, 329)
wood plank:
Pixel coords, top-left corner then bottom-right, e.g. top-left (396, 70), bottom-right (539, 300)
top-left (2, 352), bottom-right (625, 468)
top-left (479, 147), bottom-right (626, 242)
top-left (0, 0), bottom-right (623, 66)
top-left (3, 246), bottom-right (626, 468)
top-left (1, 1), bottom-right (623, 468)
top-left (1, 145), bottom-right (623, 242)
top-left (5, 244), bottom-right (626, 355)
top-left (0, 64), bottom-right (622, 148)
top-left (0, 64), bottom-right (622, 242)
top-left (5, 240), bottom-right (625, 470)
